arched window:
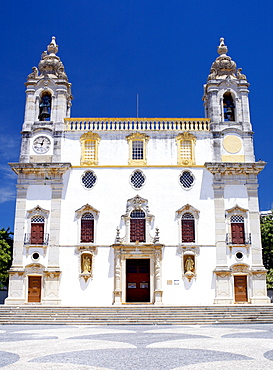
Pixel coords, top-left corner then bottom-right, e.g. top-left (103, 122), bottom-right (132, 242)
top-left (182, 213), bottom-right (195, 243)
top-left (223, 92), bottom-right (235, 121)
top-left (130, 210), bottom-right (146, 242)
top-left (31, 216), bottom-right (45, 244)
top-left (38, 93), bottom-right (51, 121)
top-left (231, 215), bottom-right (245, 244)
top-left (81, 213), bottom-right (94, 243)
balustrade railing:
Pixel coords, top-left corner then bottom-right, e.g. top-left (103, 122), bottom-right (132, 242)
top-left (225, 233), bottom-right (251, 245)
top-left (65, 118), bottom-right (210, 132)
top-left (24, 233), bottom-right (49, 246)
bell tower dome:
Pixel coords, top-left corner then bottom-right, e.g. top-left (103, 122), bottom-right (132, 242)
top-left (203, 38), bottom-right (254, 162)
top-left (21, 37), bottom-right (72, 162)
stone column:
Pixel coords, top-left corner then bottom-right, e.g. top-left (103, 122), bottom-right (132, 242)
top-left (48, 184), bottom-right (63, 268)
top-left (246, 179), bottom-right (264, 267)
top-left (113, 248), bottom-right (122, 305)
top-left (154, 249), bottom-right (163, 304)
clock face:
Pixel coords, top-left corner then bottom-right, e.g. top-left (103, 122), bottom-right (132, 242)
top-left (33, 136), bottom-right (51, 154)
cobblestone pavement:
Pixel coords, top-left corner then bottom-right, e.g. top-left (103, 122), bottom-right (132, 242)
top-left (1, 324), bottom-right (273, 369)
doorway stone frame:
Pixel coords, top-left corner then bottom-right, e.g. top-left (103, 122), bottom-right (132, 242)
top-left (112, 243), bottom-right (164, 305)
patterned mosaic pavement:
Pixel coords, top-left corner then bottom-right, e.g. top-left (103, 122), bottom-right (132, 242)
top-left (1, 324), bottom-right (273, 369)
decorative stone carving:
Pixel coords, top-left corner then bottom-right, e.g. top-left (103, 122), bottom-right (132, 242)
top-left (75, 204), bottom-right (100, 219)
top-left (183, 254), bottom-right (196, 281)
top-left (27, 205), bottom-right (49, 219)
top-left (207, 38), bottom-right (247, 82)
top-left (176, 204), bottom-right (200, 220)
top-left (27, 67), bottom-right (38, 80)
top-left (205, 162), bottom-right (266, 176)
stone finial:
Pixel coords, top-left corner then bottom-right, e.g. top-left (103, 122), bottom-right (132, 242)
top-left (47, 36), bottom-right (58, 55)
top-left (217, 37), bottom-right (228, 55)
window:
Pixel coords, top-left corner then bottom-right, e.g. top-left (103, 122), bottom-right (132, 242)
top-left (38, 93), bottom-right (51, 121)
top-left (130, 210), bottom-right (146, 242)
top-left (31, 216), bottom-right (45, 245)
top-left (223, 92), bottom-right (235, 121)
top-left (75, 204), bottom-right (99, 245)
top-left (179, 170), bottom-right (194, 189)
top-left (126, 133), bottom-right (149, 165)
top-left (182, 213), bottom-right (195, 243)
top-left (80, 132), bottom-right (101, 166)
top-left (176, 132), bottom-right (196, 166)
top-left (230, 215), bottom-right (245, 244)
top-left (82, 171), bottom-right (97, 189)
top-left (81, 213), bottom-right (94, 243)
top-left (130, 170), bottom-right (145, 189)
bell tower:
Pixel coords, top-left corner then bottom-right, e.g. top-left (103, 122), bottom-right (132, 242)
top-left (21, 37), bottom-right (72, 162)
top-left (203, 38), bottom-right (254, 162)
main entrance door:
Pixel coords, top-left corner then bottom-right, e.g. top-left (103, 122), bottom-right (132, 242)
top-left (234, 275), bottom-right (248, 302)
top-left (28, 276), bottom-right (42, 303)
top-left (126, 259), bottom-right (150, 302)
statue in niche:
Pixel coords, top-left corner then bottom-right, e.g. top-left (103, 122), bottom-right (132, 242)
top-left (81, 255), bottom-right (92, 274)
top-left (185, 256), bottom-right (194, 274)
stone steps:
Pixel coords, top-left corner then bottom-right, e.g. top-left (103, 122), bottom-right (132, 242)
top-left (1, 305), bottom-right (273, 325)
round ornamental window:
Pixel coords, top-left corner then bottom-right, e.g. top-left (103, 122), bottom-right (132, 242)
top-left (179, 171), bottom-right (194, 189)
top-left (236, 251), bottom-right (243, 260)
top-left (130, 170), bottom-right (145, 189)
top-left (32, 252), bottom-right (40, 261)
top-left (82, 171), bottom-right (97, 189)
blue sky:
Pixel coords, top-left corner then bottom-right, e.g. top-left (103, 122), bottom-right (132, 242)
top-left (1, 0), bottom-right (273, 230)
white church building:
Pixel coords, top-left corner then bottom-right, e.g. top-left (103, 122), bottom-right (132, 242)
top-left (5, 37), bottom-right (270, 306)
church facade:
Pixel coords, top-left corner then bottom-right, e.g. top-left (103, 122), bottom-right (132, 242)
top-left (5, 37), bottom-right (270, 305)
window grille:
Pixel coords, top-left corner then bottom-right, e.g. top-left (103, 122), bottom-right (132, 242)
top-left (180, 140), bottom-right (192, 160)
top-left (132, 141), bottom-right (144, 160)
top-left (81, 213), bottom-right (94, 243)
top-left (130, 210), bottom-right (145, 242)
top-left (180, 171), bottom-right (194, 188)
top-left (82, 171), bottom-right (97, 189)
top-left (31, 216), bottom-right (45, 223)
top-left (231, 215), bottom-right (244, 223)
top-left (84, 140), bottom-right (96, 160)
top-left (130, 171), bottom-right (145, 189)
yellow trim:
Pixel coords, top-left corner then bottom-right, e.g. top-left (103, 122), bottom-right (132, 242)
top-left (175, 132), bottom-right (196, 166)
top-left (71, 165), bottom-right (205, 168)
top-left (126, 133), bottom-right (150, 166)
top-left (80, 132), bottom-right (101, 166)
top-left (221, 155), bottom-right (245, 163)
top-left (65, 117), bottom-right (210, 121)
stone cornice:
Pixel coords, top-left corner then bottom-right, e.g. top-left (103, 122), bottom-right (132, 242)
top-left (205, 162), bottom-right (266, 176)
top-left (9, 162), bottom-right (71, 176)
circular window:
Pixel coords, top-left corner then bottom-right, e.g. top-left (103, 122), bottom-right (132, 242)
top-left (32, 252), bottom-right (40, 261)
top-left (130, 170), bottom-right (145, 189)
top-left (236, 251), bottom-right (243, 260)
top-left (179, 171), bottom-right (194, 189)
top-left (82, 171), bottom-right (97, 189)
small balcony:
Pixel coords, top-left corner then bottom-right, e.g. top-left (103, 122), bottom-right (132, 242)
top-left (225, 233), bottom-right (251, 246)
top-left (24, 233), bottom-right (49, 246)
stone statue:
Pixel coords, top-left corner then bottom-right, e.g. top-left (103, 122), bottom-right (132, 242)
top-left (27, 67), bottom-right (38, 80)
top-left (237, 68), bottom-right (247, 80)
top-left (82, 255), bottom-right (91, 274)
top-left (185, 256), bottom-right (194, 273)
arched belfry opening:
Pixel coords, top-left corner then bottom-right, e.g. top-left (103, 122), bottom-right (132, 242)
top-left (38, 92), bottom-right (51, 121)
top-left (223, 92), bottom-right (235, 121)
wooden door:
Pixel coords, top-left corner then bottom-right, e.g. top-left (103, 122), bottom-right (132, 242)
top-left (126, 259), bottom-right (150, 302)
top-left (28, 276), bottom-right (41, 303)
top-left (31, 223), bottom-right (44, 244)
top-left (81, 219), bottom-right (94, 242)
top-left (234, 275), bottom-right (248, 302)
top-left (231, 223), bottom-right (245, 244)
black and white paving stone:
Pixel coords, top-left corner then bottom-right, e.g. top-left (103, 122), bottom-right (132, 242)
top-left (0, 324), bottom-right (273, 369)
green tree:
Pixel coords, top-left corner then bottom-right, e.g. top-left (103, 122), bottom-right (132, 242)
top-left (260, 212), bottom-right (273, 288)
top-left (0, 228), bottom-right (13, 289)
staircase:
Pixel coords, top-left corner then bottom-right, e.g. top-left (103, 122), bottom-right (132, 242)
top-left (1, 305), bottom-right (273, 325)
